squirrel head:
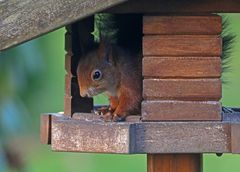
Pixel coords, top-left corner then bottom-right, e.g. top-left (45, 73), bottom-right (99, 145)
top-left (77, 40), bottom-right (120, 98)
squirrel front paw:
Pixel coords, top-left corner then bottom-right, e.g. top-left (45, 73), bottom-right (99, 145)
top-left (94, 106), bottom-right (111, 116)
top-left (100, 112), bottom-right (125, 122)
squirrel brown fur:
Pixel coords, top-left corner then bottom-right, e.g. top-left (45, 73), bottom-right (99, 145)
top-left (77, 40), bottom-right (142, 121)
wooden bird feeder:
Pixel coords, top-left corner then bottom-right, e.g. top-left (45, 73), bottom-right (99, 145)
top-left (1, 1), bottom-right (240, 172)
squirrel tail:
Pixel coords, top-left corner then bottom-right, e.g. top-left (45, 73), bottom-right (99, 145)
top-left (221, 15), bottom-right (236, 84)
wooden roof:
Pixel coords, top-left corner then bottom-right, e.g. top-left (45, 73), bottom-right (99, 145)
top-left (0, 0), bottom-right (127, 51)
top-left (1, 0), bottom-right (240, 51)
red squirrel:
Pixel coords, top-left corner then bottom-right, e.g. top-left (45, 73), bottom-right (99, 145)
top-left (77, 40), bottom-right (142, 121)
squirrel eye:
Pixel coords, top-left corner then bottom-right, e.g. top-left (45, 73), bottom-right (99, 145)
top-left (91, 69), bottom-right (102, 81)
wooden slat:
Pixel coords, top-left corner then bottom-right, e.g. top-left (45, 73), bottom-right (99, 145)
top-left (134, 122), bottom-right (230, 153)
top-left (143, 57), bottom-right (221, 78)
top-left (106, 0), bottom-right (240, 13)
top-left (231, 124), bottom-right (240, 153)
top-left (143, 79), bottom-right (221, 101)
top-left (143, 35), bottom-right (221, 56)
top-left (142, 100), bottom-right (221, 121)
top-left (0, 0), bottom-right (127, 51)
top-left (143, 16), bottom-right (221, 35)
top-left (147, 154), bottom-right (202, 172)
top-left (50, 113), bottom-right (235, 153)
top-left (40, 114), bottom-right (51, 145)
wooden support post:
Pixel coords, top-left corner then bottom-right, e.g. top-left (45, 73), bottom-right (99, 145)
top-left (147, 154), bottom-right (202, 172)
top-left (40, 114), bottom-right (51, 145)
top-left (64, 17), bottom-right (94, 116)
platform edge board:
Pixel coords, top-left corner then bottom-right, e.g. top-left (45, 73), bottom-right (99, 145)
top-left (51, 114), bottom-right (133, 153)
top-left (46, 113), bottom-right (240, 154)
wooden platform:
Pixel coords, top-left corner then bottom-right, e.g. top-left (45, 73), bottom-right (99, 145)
top-left (40, 108), bottom-right (240, 154)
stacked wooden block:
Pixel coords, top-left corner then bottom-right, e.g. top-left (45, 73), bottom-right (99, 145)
top-left (142, 15), bottom-right (222, 121)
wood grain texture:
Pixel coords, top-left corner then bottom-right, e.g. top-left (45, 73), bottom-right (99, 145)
top-left (231, 124), bottom-right (240, 153)
top-left (143, 57), bottom-right (221, 78)
top-left (0, 0), bottom-right (127, 50)
top-left (47, 113), bottom-right (240, 153)
top-left (143, 79), bottom-right (221, 101)
top-left (143, 35), bottom-right (221, 56)
top-left (142, 100), bottom-right (221, 121)
top-left (51, 114), bottom-right (134, 153)
top-left (143, 15), bottom-right (221, 35)
top-left (147, 154), bottom-right (202, 172)
top-left (40, 114), bottom-right (51, 145)
top-left (106, 0), bottom-right (240, 13)
top-left (134, 121), bottom-right (230, 153)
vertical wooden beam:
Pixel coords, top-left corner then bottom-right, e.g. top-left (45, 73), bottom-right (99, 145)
top-left (147, 154), bottom-right (202, 172)
top-left (64, 17), bottom-right (94, 116)
top-left (40, 114), bottom-right (51, 145)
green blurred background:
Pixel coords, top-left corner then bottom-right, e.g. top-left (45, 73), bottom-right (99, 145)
top-left (0, 13), bottom-right (240, 172)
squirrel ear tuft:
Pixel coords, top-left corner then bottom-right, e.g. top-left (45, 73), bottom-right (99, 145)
top-left (97, 39), bottom-right (116, 65)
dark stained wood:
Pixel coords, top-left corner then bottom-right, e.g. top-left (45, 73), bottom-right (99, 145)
top-left (147, 154), bottom-right (202, 172)
top-left (231, 124), bottom-right (240, 153)
top-left (143, 35), bottom-right (222, 56)
top-left (49, 113), bottom-right (237, 153)
top-left (106, 0), bottom-right (240, 13)
top-left (0, 0), bottom-right (127, 51)
top-left (64, 95), bottom-right (93, 115)
top-left (143, 79), bottom-right (221, 101)
top-left (142, 100), bottom-right (221, 121)
top-left (65, 74), bottom-right (78, 96)
top-left (143, 57), bottom-right (221, 78)
top-left (64, 17), bottom-right (95, 116)
top-left (65, 17), bottom-right (95, 76)
top-left (40, 114), bottom-right (51, 145)
top-left (143, 15), bottom-right (221, 35)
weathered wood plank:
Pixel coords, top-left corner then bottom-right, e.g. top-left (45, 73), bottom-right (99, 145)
top-left (106, 0), bottom-right (240, 13)
top-left (147, 154), bottom-right (202, 172)
top-left (231, 124), bottom-right (240, 154)
top-left (143, 35), bottom-right (221, 56)
top-left (51, 114), bottom-right (134, 153)
top-left (143, 79), bottom-right (221, 101)
top-left (142, 100), bottom-right (221, 121)
top-left (143, 57), bottom-right (221, 78)
top-left (143, 15), bottom-right (221, 35)
top-left (134, 122), bottom-right (231, 153)
top-left (40, 114), bottom-right (51, 145)
top-left (49, 113), bottom-right (236, 153)
top-left (0, 0), bottom-right (127, 51)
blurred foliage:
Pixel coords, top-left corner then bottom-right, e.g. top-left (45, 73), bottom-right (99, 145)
top-left (93, 13), bottom-right (118, 43)
top-left (0, 14), bottom-right (240, 172)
